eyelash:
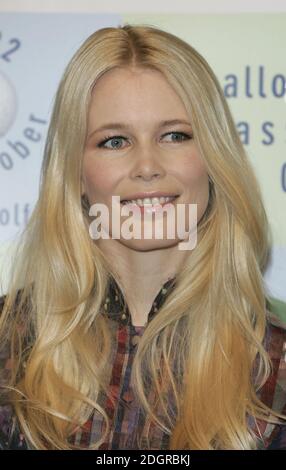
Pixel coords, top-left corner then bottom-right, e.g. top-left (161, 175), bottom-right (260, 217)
top-left (97, 131), bottom-right (193, 149)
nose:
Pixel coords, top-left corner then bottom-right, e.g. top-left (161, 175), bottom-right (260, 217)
top-left (130, 146), bottom-right (166, 181)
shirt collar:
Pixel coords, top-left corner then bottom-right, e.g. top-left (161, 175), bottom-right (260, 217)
top-left (101, 275), bottom-right (177, 326)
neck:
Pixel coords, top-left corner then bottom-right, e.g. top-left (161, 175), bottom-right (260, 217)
top-left (97, 238), bottom-right (189, 326)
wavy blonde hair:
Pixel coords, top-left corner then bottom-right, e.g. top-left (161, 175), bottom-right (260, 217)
top-left (0, 23), bottom-right (285, 450)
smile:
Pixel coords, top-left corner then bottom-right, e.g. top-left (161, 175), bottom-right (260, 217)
top-left (120, 195), bottom-right (179, 207)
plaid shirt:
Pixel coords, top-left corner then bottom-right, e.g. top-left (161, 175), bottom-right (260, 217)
top-left (0, 277), bottom-right (286, 450)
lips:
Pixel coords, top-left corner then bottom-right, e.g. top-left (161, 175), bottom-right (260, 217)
top-left (120, 192), bottom-right (180, 202)
top-left (120, 195), bottom-right (179, 204)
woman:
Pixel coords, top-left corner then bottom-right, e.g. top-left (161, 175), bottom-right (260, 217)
top-left (0, 23), bottom-right (285, 450)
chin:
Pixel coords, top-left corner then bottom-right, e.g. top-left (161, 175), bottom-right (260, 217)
top-left (119, 237), bottom-right (181, 252)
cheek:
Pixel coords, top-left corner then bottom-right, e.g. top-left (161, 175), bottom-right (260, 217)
top-left (179, 152), bottom-right (209, 192)
top-left (82, 156), bottom-right (121, 199)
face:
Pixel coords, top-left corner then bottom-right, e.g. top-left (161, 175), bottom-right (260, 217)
top-left (82, 67), bottom-right (210, 251)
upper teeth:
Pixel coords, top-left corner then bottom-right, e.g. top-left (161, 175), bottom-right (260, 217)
top-left (122, 196), bottom-right (176, 206)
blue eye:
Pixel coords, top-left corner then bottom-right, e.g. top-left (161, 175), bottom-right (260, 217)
top-left (163, 132), bottom-right (193, 143)
top-left (97, 131), bottom-right (193, 150)
top-left (97, 136), bottom-right (126, 150)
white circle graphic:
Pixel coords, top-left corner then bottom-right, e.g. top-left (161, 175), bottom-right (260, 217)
top-left (0, 70), bottom-right (18, 137)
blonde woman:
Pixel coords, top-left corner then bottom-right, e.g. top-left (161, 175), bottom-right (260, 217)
top-left (0, 24), bottom-right (286, 450)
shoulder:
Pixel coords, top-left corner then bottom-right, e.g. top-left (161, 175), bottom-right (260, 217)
top-left (266, 306), bottom-right (286, 332)
top-left (258, 310), bottom-right (286, 449)
top-left (262, 309), bottom-right (286, 396)
top-left (0, 288), bottom-right (32, 387)
top-left (261, 309), bottom-right (286, 396)
top-left (0, 292), bottom-right (29, 450)
top-left (265, 297), bottom-right (286, 346)
top-left (264, 309), bottom-right (286, 362)
top-left (0, 294), bottom-right (13, 448)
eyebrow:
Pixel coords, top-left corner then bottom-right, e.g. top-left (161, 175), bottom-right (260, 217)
top-left (87, 119), bottom-right (192, 140)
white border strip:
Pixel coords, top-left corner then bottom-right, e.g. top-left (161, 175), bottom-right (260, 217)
top-left (1, 0), bottom-right (286, 13)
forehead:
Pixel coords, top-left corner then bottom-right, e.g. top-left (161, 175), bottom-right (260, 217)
top-left (88, 67), bottom-right (188, 123)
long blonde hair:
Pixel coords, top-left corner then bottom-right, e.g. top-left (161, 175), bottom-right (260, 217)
top-left (0, 23), bottom-right (285, 450)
